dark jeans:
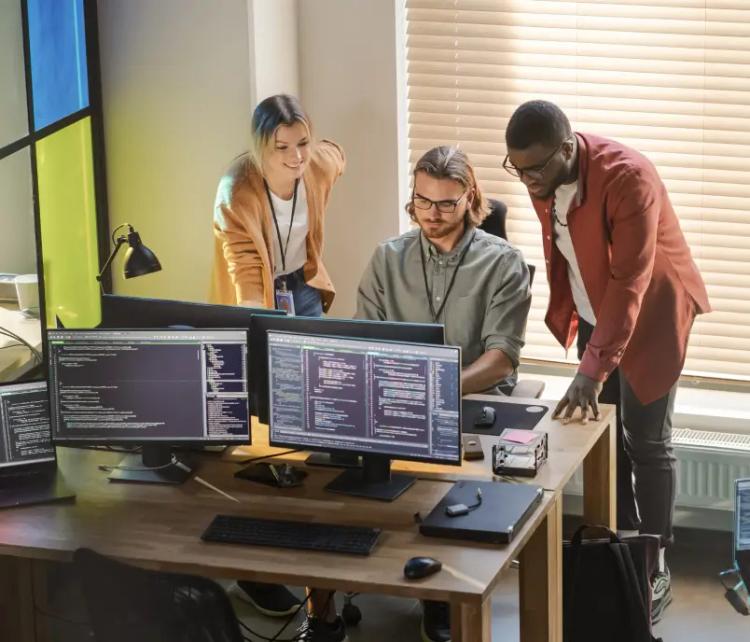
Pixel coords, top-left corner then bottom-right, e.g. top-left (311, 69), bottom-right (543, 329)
top-left (577, 319), bottom-right (677, 546)
top-left (275, 268), bottom-right (323, 317)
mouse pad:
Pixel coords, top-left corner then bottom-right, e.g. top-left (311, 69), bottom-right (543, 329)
top-left (462, 399), bottom-right (548, 436)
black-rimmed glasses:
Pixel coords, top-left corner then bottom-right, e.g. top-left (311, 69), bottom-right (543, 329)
top-left (412, 191), bottom-right (468, 214)
top-left (503, 140), bottom-right (568, 180)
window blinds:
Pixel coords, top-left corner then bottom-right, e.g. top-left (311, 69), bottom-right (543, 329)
top-left (406, 0), bottom-right (750, 380)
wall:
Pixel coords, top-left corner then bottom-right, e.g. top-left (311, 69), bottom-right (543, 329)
top-left (298, 0), bottom-right (403, 317)
top-left (97, 0), bottom-right (253, 301)
top-left (250, 0), bottom-right (299, 100)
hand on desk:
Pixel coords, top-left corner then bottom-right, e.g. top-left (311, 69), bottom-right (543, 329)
top-left (553, 373), bottom-right (602, 424)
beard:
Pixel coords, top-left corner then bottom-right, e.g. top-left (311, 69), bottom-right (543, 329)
top-left (419, 216), bottom-right (466, 241)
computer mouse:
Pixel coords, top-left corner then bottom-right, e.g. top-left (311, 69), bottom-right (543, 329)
top-left (404, 556), bottom-right (443, 580)
top-left (474, 405), bottom-right (496, 428)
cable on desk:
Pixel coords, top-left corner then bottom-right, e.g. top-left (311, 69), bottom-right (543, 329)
top-left (0, 325), bottom-right (42, 364)
top-left (236, 449), bottom-right (302, 466)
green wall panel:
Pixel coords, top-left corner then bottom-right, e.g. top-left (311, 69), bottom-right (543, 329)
top-left (36, 117), bottom-right (100, 328)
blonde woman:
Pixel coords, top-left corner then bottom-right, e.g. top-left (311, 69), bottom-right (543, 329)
top-left (211, 94), bottom-right (344, 317)
top-left (213, 95), bottom-right (347, 641)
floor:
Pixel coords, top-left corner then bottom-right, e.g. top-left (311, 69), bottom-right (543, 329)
top-left (39, 527), bottom-right (748, 641)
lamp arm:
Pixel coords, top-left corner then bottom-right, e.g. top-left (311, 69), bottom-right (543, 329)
top-left (97, 236), bottom-right (127, 282)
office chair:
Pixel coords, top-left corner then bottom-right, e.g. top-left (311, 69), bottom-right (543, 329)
top-left (73, 548), bottom-right (244, 642)
top-left (480, 198), bottom-right (545, 399)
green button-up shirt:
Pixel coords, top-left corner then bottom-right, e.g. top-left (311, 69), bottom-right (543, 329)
top-left (355, 226), bottom-right (531, 371)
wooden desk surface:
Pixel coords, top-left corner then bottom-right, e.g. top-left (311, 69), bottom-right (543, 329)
top-left (228, 395), bottom-right (617, 496)
top-left (0, 448), bottom-right (556, 605)
top-left (0, 304), bottom-right (42, 382)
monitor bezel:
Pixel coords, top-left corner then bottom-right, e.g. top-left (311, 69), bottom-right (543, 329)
top-left (0, 380), bottom-right (57, 479)
top-left (266, 329), bottom-right (462, 467)
top-left (249, 314), bottom-right (446, 425)
top-left (46, 327), bottom-right (252, 447)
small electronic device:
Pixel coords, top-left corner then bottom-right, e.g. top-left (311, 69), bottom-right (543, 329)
top-left (0, 273), bottom-right (18, 302)
top-left (492, 429), bottom-right (548, 478)
top-left (201, 514), bottom-right (381, 555)
top-left (419, 480), bottom-right (544, 544)
top-left (403, 556), bottom-right (442, 580)
top-left (462, 435), bottom-right (484, 461)
top-left (473, 406), bottom-right (496, 428)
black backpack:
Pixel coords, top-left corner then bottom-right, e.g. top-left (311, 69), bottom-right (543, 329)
top-left (563, 525), bottom-right (662, 642)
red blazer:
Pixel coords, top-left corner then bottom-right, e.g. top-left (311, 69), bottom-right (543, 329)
top-left (531, 133), bottom-right (710, 404)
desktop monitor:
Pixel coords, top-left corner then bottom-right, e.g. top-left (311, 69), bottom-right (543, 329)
top-left (267, 331), bottom-right (461, 501)
top-left (0, 381), bottom-right (55, 478)
top-left (736, 478), bottom-right (750, 589)
top-left (47, 328), bottom-right (250, 484)
top-left (249, 314), bottom-right (445, 428)
top-left (99, 294), bottom-right (285, 329)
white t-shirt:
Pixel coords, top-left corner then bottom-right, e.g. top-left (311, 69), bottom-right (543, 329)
top-left (268, 181), bottom-right (309, 277)
top-left (553, 181), bottom-right (597, 325)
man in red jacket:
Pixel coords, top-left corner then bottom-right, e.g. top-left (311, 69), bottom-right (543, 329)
top-left (504, 100), bottom-right (710, 622)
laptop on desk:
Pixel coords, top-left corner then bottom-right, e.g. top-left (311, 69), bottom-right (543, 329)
top-left (0, 381), bottom-right (74, 509)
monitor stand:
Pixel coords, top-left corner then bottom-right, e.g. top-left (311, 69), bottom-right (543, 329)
top-left (325, 455), bottom-right (415, 501)
top-left (108, 445), bottom-right (193, 484)
top-left (305, 452), bottom-right (361, 469)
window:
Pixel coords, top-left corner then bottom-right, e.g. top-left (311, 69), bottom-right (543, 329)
top-left (405, 0), bottom-right (750, 382)
top-left (0, 0), bottom-right (107, 333)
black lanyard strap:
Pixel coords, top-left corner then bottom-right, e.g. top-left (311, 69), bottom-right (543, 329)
top-left (419, 230), bottom-right (476, 323)
top-left (264, 178), bottom-right (300, 274)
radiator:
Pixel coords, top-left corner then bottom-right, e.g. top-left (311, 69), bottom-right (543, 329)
top-left (564, 428), bottom-right (750, 512)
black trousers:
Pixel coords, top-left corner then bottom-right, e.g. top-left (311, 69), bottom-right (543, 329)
top-left (577, 320), bottom-right (678, 546)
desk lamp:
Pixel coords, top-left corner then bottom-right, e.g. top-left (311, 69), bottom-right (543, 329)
top-left (97, 224), bottom-right (161, 290)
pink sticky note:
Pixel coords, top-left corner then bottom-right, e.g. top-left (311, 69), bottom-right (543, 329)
top-left (503, 430), bottom-right (537, 445)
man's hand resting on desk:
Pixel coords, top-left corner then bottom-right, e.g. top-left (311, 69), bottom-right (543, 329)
top-left (553, 373), bottom-right (602, 424)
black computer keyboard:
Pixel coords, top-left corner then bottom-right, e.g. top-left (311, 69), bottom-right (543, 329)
top-left (201, 514), bottom-right (381, 555)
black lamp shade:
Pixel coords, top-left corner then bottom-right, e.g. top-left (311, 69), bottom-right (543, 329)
top-left (123, 230), bottom-right (162, 279)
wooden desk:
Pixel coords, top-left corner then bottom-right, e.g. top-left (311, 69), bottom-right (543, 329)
top-left (230, 395), bottom-right (618, 528)
top-left (0, 303), bottom-right (42, 382)
top-left (0, 398), bottom-right (615, 642)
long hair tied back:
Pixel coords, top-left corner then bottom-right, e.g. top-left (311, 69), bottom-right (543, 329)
top-left (249, 94), bottom-right (313, 169)
top-left (406, 145), bottom-right (488, 225)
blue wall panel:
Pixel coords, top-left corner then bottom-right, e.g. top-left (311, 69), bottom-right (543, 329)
top-left (27, 0), bottom-right (89, 130)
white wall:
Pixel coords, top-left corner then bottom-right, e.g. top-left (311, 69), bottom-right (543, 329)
top-left (97, 0), bottom-right (253, 301)
top-left (298, 0), bottom-right (403, 317)
top-left (249, 0), bottom-right (299, 100)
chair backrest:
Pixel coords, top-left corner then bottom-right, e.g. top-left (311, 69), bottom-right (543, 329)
top-left (73, 548), bottom-right (244, 642)
top-left (480, 198), bottom-right (535, 285)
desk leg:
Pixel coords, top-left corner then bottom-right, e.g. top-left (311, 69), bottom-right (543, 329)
top-left (583, 417), bottom-right (617, 529)
top-left (450, 595), bottom-right (491, 642)
top-left (519, 494), bottom-right (562, 642)
top-left (0, 556), bottom-right (35, 642)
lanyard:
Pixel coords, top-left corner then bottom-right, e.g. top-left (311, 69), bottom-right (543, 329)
top-left (264, 178), bottom-right (299, 274)
top-left (419, 230), bottom-right (476, 323)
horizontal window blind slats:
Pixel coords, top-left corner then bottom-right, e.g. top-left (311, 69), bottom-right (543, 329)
top-left (407, 2), bottom-right (750, 381)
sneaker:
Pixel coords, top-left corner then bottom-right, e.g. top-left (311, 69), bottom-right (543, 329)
top-left (421, 600), bottom-right (451, 642)
top-left (650, 567), bottom-right (673, 625)
top-left (228, 581), bottom-right (300, 617)
top-left (296, 615), bottom-right (348, 642)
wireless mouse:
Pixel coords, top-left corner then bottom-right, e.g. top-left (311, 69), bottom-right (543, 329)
top-left (473, 405), bottom-right (496, 428)
top-left (404, 556), bottom-right (442, 580)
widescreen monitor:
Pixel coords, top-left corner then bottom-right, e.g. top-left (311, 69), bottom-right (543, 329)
top-left (267, 331), bottom-right (461, 500)
top-left (47, 328), bottom-right (249, 483)
top-left (249, 314), bottom-right (445, 427)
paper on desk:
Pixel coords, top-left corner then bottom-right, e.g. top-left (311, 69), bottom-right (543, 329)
top-left (502, 429), bottom-right (538, 444)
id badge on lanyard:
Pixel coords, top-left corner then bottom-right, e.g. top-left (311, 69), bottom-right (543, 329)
top-left (275, 278), bottom-right (296, 316)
